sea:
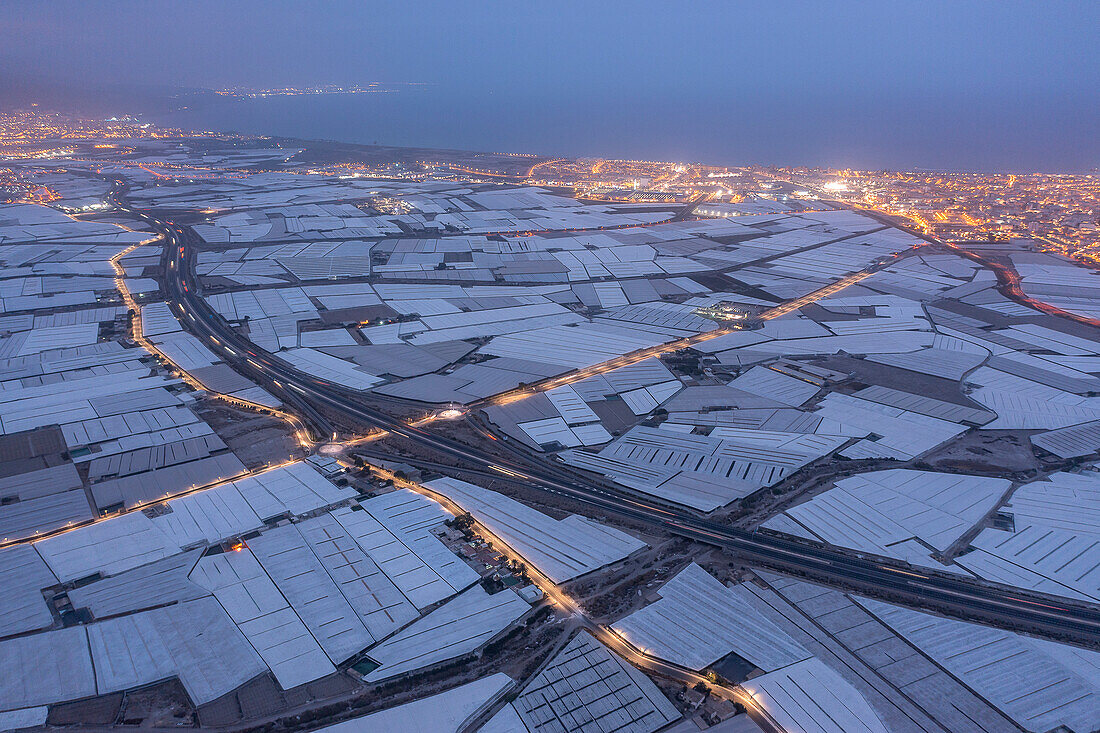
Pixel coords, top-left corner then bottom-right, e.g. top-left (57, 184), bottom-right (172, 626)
top-left (159, 87), bottom-right (1100, 173)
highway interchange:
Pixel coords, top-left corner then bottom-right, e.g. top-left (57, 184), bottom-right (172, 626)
top-left (115, 188), bottom-right (1100, 652)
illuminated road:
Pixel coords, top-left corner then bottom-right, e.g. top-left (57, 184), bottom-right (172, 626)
top-left (943, 241), bottom-right (1100, 329)
top-left (106, 215), bottom-right (315, 447)
top-left (473, 260), bottom-right (895, 410)
top-left (526, 157), bottom-right (567, 177)
top-left (104, 190), bottom-right (783, 726)
top-left (125, 198), bottom-right (1100, 649)
top-left (375, 465), bottom-right (782, 733)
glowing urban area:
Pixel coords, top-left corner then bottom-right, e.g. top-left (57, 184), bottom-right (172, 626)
top-left (2, 106), bottom-right (1100, 733)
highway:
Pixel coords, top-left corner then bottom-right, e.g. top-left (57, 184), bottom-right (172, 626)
top-left (125, 197), bottom-right (1100, 649)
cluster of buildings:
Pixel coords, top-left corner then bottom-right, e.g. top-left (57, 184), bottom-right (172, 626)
top-left (209, 83), bottom-right (422, 100)
top-left (0, 112), bottom-right (194, 162)
top-left (780, 168), bottom-right (1100, 263)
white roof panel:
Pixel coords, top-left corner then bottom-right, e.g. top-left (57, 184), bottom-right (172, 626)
top-left (742, 657), bottom-right (887, 733)
top-left (766, 469), bottom-right (1008, 562)
top-left (248, 523), bottom-right (375, 664)
top-left (0, 626), bottom-right (95, 710)
top-left (33, 512), bottom-right (180, 582)
top-left (729, 365), bottom-right (819, 407)
top-left (330, 505), bottom-right (458, 610)
top-left (189, 549), bottom-right (335, 689)
top-left (364, 586), bottom-right (529, 681)
top-left (612, 563), bottom-right (809, 671)
top-left (423, 477), bottom-right (646, 584)
top-left (294, 514), bottom-right (418, 643)
top-left (544, 385), bottom-right (599, 425)
top-left (359, 489), bottom-right (481, 597)
top-left (233, 462), bottom-right (356, 521)
top-left (859, 597), bottom-right (1100, 733)
top-left (315, 673), bottom-right (513, 733)
top-left (508, 630), bottom-right (680, 733)
top-left (0, 545), bottom-right (58, 637)
top-left (278, 347), bottom-right (383, 390)
top-left (151, 483), bottom-right (264, 548)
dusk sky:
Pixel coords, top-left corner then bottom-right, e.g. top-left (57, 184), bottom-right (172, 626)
top-left (4, 1), bottom-right (1099, 170)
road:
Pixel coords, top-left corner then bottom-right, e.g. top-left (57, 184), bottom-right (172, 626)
top-left (118, 193), bottom-right (1100, 650)
top-left (473, 249), bottom-right (896, 411)
top-left (943, 241), bottom-right (1100, 329)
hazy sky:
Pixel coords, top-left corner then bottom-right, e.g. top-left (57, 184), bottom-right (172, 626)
top-left (5, 1), bottom-right (1097, 94)
top-left (4, 1), bottom-right (1099, 170)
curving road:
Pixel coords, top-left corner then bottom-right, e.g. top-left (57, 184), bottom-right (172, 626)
top-left (122, 195), bottom-right (1100, 649)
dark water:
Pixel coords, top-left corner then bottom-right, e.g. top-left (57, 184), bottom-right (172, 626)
top-left (160, 87), bottom-right (1100, 173)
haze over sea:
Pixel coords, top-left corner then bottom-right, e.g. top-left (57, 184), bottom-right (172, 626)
top-left (161, 87), bottom-right (1100, 173)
